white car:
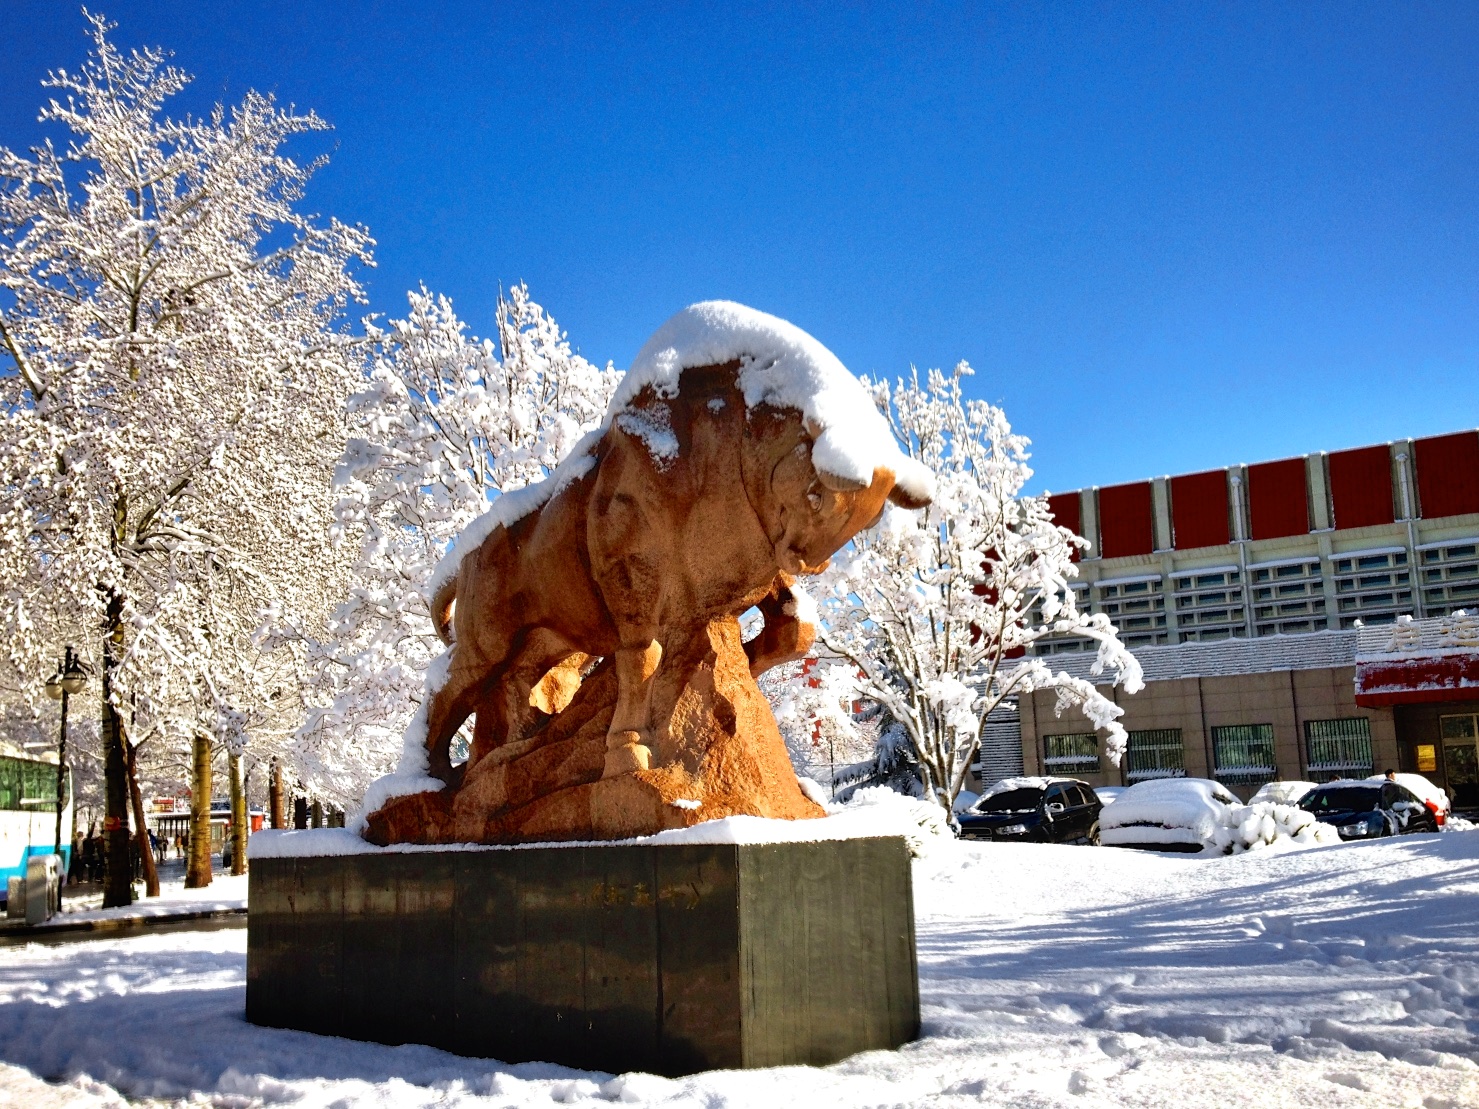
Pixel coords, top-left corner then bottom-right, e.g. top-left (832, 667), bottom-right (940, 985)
top-left (1249, 780), bottom-right (1317, 806)
top-left (1093, 785), bottom-right (1126, 807)
top-left (1100, 777), bottom-right (1241, 853)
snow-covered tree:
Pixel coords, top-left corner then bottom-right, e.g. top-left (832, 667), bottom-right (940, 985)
top-left (796, 363), bottom-right (1143, 815)
top-left (279, 284), bottom-right (619, 805)
top-left (0, 14), bottom-right (370, 902)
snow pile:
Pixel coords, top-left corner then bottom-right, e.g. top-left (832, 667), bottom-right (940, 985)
top-left (1446, 812), bottom-right (1478, 832)
top-left (617, 301), bottom-right (935, 501)
top-left (830, 786), bottom-right (952, 857)
top-left (1211, 801), bottom-right (1340, 855)
top-left (1248, 780), bottom-right (1317, 806)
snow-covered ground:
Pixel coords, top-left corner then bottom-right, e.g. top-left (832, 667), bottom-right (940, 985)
top-left (2, 834), bottom-right (1478, 1108)
top-left (39, 864), bottom-right (247, 928)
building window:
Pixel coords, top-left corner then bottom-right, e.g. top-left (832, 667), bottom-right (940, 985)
top-left (1211, 724), bottom-right (1277, 786)
top-left (1126, 728), bottom-right (1185, 782)
top-left (1043, 733), bottom-right (1099, 774)
top-left (1304, 717), bottom-right (1373, 781)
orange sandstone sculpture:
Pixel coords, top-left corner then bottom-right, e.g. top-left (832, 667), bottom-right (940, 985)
top-left (363, 302), bottom-right (933, 845)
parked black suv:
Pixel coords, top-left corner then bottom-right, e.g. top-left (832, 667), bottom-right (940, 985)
top-left (958, 778), bottom-right (1103, 844)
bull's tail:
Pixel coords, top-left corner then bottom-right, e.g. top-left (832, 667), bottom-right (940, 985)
top-left (430, 576), bottom-right (458, 645)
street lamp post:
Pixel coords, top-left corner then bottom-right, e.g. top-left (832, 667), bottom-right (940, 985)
top-left (44, 647), bottom-right (87, 859)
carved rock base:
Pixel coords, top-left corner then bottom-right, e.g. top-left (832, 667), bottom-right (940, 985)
top-left (366, 615), bottom-right (823, 846)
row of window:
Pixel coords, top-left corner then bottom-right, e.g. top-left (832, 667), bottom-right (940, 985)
top-left (1043, 716), bottom-right (1375, 787)
top-left (1034, 541), bottom-right (1479, 653)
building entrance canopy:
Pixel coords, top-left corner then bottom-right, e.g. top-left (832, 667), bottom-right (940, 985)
top-left (1354, 615), bottom-right (1479, 707)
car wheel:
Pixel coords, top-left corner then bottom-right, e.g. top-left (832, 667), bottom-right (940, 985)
top-left (1087, 822), bottom-right (1100, 846)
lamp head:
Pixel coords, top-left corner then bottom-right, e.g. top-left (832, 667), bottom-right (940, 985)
top-left (61, 659), bottom-right (87, 695)
top-left (44, 674), bottom-right (63, 701)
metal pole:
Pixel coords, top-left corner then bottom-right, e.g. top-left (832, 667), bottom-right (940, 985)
top-left (53, 647), bottom-right (70, 858)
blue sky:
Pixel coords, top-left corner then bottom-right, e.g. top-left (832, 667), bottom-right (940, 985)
top-left (5, 2), bottom-right (1478, 494)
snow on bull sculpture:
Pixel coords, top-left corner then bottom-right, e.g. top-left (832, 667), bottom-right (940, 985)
top-left (360, 301), bottom-right (934, 845)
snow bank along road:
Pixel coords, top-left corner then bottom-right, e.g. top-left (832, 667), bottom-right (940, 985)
top-left (1, 834), bottom-right (1477, 1108)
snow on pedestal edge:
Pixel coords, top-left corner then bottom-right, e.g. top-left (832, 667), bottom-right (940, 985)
top-left (249, 810), bottom-right (917, 860)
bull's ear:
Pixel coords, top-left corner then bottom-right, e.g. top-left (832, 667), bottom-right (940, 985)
top-left (887, 478), bottom-right (932, 510)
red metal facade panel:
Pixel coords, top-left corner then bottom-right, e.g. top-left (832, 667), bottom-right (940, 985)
top-left (1329, 445), bottom-right (1394, 530)
top-left (1415, 431), bottom-right (1479, 520)
top-left (1098, 482), bottom-right (1155, 559)
top-left (1247, 458), bottom-right (1310, 540)
top-left (1047, 492), bottom-right (1081, 536)
top-left (1170, 469), bottom-right (1229, 550)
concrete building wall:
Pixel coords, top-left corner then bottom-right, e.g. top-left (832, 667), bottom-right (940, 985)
top-left (1025, 666), bottom-right (1395, 798)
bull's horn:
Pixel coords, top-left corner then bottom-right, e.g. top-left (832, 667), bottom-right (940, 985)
top-left (803, 414), bottom-right (824, 439)
top-left (815, 467), bottom-right (870, 493)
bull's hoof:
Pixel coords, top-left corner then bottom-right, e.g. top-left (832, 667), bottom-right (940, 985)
top-left (603, 734), bottom-right (652, 778)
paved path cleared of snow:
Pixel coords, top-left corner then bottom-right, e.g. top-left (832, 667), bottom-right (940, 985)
top-left (1, 835), bottom-right (1477, 1107)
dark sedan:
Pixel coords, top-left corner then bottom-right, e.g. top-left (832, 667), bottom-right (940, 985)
top-left (958, 778), bottom-right (1102, 845)
top-left (1297, 780), bottom-right (1441, 841)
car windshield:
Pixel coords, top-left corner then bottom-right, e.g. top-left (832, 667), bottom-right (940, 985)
top-left (1301, 786), bottom-right (1380, 813)
top-left (976, 788), bottom-right (1042, 813)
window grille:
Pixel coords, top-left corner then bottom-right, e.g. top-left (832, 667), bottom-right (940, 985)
top-left (1043, 733), bottom-right (1099, 774)
top-left (1303, 718), bottom-right (1373, 781)
top-left (1126, 728), bottom-right (1185, 782)
top-left (1211, 724), bottom-right (1276, 786)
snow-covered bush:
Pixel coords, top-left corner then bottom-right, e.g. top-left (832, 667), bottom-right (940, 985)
top-left (833, 785), bottom-right (953, 858)
top-left (1211, 802), bottom-right (1340, 855)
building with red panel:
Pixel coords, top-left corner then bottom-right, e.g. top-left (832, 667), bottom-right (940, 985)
top-left (1003, 429), bottom-right (1479, 813)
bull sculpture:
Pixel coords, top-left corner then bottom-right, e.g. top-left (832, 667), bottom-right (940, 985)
top-left (364, 304), bottom-right (932, 845)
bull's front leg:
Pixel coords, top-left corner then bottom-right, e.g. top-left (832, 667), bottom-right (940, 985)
top-left (604, 638), bottom-right (662, 778)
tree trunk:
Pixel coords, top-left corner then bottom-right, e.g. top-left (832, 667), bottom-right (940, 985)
top-left (186, 734), bottom-right (213, 888)
top-left (293, 795), bottom-right (308, 829)
top-left (101, 592), bottom-right (133, 909)
top-left (124, 740), bottom-right (160, 897)
top-left (229, 751), bottom-right (247, 876)
top-left (269, 760), bottom-right (285, 830)
top-left (311, 798), bottom-right (323, 829)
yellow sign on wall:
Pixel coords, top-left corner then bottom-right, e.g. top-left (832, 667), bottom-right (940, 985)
top-left (1416, 744), bottom-right (1438, 773)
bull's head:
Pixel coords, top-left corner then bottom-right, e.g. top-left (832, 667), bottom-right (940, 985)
top-left (764, 420), bottom-right (933, 576)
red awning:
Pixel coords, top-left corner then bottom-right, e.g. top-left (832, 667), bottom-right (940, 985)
top-left (1354, 653), bottom-right (1479, 706)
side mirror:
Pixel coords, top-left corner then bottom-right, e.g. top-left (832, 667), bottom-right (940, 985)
top-left (1047, 802), bottom-right (1066, 817)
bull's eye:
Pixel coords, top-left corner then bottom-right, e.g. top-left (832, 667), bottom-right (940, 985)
top-left (807, 491), bottom-right (823, 511)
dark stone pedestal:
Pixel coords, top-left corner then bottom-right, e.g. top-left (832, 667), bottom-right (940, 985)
top-left (246, 836), bottom-right (919, 1076)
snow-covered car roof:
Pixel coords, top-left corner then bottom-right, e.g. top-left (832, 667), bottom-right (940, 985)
top-left (1365, 772), bottom-right (1450, 811)
top-left (1100, 777), bottom-right (1240, 847)
top-left (978, 776), bottom-right (1085, 801)
top-left (1249, 780), bottom-right (1317, 806)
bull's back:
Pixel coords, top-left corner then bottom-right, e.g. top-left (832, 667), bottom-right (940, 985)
top-left (453, 464), bottom-right (616, 655)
